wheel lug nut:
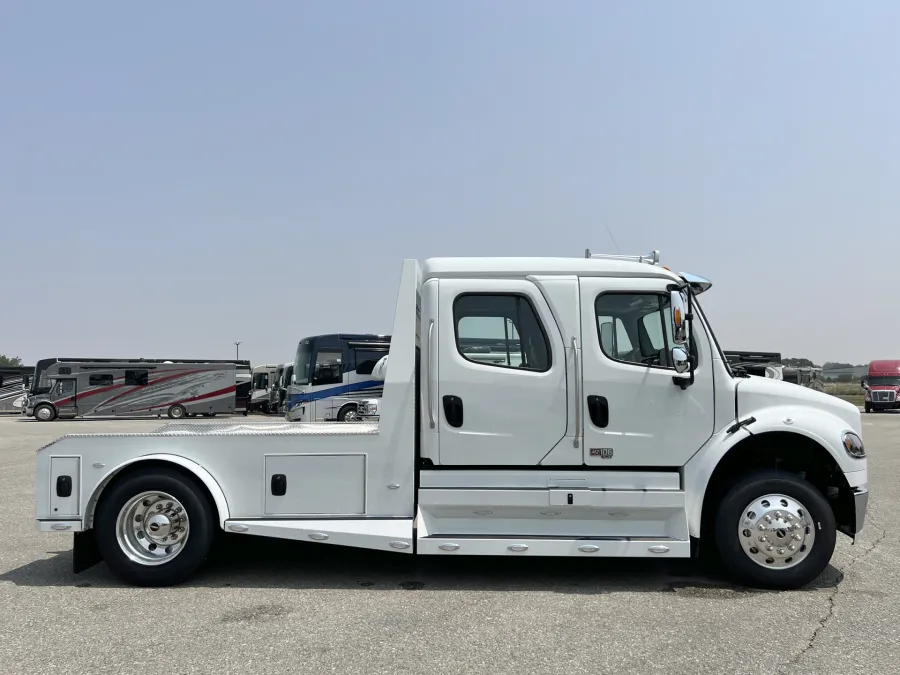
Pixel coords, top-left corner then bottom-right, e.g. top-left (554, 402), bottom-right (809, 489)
top-left (785, 514), bottom-right (793, 521)
top-left (777, 548), bottom-right (785, 555)
top-left (789, 545), bottom-right (796, 551)
top-left (758, 535), bottom-right (767, 542)
top-left (156, 504), bottom-right (163, 510)
top-left (764, 515), bottom-right (772, 523)
top-left (793, 534), bottom-right (802, 541)
top-left (758, 524), bottom-right (766, 531)
top-left (774, 511), bottom-right (782, 519)
top-left (766, 545), bottom-right (774, 552)
top-left (166, 502), bottom-right (173, 509)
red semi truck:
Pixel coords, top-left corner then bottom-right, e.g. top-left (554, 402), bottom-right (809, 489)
top-left (863, 360), bottom-right (900, 413)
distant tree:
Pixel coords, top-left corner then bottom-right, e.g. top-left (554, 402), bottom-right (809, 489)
top-left (0, 354), bottom-right (22, 367)
top-left (783, 357), bottom-right (818, 368)
top-left (822, 362), bottom-right (856, 370)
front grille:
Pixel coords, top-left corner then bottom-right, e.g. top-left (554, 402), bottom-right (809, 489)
top-left (873, 390), bottom-right (896, 403)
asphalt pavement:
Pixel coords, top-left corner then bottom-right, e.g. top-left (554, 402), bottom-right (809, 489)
top-left (0, 413), bottom-right (896, 675)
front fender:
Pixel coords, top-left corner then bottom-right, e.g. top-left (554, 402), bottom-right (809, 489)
top-left (84, 453), bottom-right (231, 529)
top-left (684, 404), bottom-right (866, 538)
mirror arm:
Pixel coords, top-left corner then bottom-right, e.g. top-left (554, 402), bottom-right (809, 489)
top-left (672, 286), bottom-right (696, 390)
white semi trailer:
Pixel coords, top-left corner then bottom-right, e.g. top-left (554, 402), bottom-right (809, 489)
top-left (34, 251), bottom-right (868, 590)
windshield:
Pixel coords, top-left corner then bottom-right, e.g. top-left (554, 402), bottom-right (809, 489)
top-left (868, 376), bottom-right (900, 387)
top-left (252, 373), bottom-right (269, 390)
top-left (294, 341), bottom-right (312, 385)
top-left (31, 358), bottom-right (55, 394)
top-left (283, 366), bottom-right (293, 387)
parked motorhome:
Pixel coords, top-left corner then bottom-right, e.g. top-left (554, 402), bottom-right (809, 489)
top-left (235, 363), bottom-right (251, 416)
top-left (286, 334), bottom-right (390, 422)
top-left (0, 366), bottom-right (31, 414)
top-left (275, 363), bottom-right (293, 416)
top-left (248, 364), bottom-right (278, 413)
top-left (24, 358), bottom-right (247, 421)
top-left (35, 250), bottom-right (867, 591)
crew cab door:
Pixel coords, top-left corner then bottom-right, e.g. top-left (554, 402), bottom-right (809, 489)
top-left (578, 277), bottom-right (715, 467)
top-left (435, 278), bottom-right (568, 465)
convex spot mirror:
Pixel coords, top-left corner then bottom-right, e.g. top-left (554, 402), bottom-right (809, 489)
top-left (669, 289), bottom-right (688, 345)
top-left (672, 346), bottom-right (690, 375)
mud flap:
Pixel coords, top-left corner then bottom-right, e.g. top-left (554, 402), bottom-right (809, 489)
top-left (73, 530), bottom-right (102, 574)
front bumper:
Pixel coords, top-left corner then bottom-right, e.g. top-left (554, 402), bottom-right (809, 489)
top-left (867, 401), bottom-right (900, 410)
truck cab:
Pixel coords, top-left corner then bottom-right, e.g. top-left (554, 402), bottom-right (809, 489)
top-left (863, 359), bottom-right (900, 413)
top-left (34, 251), bottom-right (868, 591)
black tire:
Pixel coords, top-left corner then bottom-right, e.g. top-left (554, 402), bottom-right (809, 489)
top-left (34, 404), bottom-right (57, 422)
top-left (713, 469), bottom-right (836, 590)
top-left (864, 403), bottom-right (872, 413)
top-left (167, 404), bottom-right (186, 419)
top-left (94, 468), bottom-right (216, 587)
top-left (337, 404), bottom-right (358, 422)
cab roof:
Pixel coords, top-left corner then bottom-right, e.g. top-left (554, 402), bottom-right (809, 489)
top-left (422, 257), bottom-right (684, 284)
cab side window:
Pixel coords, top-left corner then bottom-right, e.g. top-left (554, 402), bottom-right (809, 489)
top-left (595, 293), bottom-right (674, 369)
top-left (454, 294), bottom-right (551, 372)
top-left (312, 350), bottom-right (343, 386)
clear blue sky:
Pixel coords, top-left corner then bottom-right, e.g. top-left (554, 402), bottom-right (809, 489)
top-left (2, 2), bottom-right (897, 366)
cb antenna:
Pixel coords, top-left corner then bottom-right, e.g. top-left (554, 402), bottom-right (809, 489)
top-left (605, 224), bottom-right (621, 254)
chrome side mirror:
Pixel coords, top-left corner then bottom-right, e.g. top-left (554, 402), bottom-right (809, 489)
top-left (670, 290), bottom-right (688, 344)
top-left (672, 346), bottom-right (690, 374)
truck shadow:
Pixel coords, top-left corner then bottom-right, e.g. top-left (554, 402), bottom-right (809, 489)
top-left (1, 534), bottom-right (843, 595)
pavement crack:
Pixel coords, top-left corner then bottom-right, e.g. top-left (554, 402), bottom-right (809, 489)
top-left (783, 514), bottom-right (886, 671)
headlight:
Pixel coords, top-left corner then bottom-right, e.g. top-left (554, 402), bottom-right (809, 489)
top-left (842, 432), bottom-right (865, 459)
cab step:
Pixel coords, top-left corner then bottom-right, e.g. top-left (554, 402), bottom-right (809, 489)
top-left (416, 535), bottom-right (690, 557)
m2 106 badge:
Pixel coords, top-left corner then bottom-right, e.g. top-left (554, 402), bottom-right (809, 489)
top-left (590, 448), bottom-right (614, 459)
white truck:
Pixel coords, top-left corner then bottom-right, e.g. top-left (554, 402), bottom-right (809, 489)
top-left (34, 251), bottom-right (869, 590)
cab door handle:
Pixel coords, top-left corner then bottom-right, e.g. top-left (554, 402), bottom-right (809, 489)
top-left (442, 395), bottom-right (463, 428)
top-left (587, 395), bottom-right (609, 428)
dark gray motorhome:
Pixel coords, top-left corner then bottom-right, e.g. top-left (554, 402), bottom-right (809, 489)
top-left (25, 358), bottom-right (249, 421)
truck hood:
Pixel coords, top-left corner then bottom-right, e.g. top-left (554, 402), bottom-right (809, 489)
top-left (736, 375), bottom-right (861, 432)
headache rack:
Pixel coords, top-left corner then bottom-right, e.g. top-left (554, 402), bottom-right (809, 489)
top-left (584, 249), bottom-right (660, 265)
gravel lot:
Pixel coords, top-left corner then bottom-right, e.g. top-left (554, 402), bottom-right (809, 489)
top-left (1, 413), bottom-right (896, 675)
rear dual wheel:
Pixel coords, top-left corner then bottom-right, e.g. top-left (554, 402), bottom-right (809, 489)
top-left (714, 470), bottom-right (835, 590)
top-left (94, 469), bottom-right (215, 586)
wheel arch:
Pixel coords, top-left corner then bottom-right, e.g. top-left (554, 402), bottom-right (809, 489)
top-left (84, 455), bottom-right (230, 530)
top-left (691, 430), bottom-right (855, 544)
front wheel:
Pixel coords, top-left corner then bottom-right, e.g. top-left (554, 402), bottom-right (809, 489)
top-left (865, 403), bottom-right (872, 413)
top-left (34, 404), bottom-right (57, 422)
top-left (337, 405), bottom-right (358, 422)
top-left (714, 470), bottom-right (835, 590)
top-left (94, 468), bottom-right (216, 586)
top-left (167, 404), bottom-right (186, 419)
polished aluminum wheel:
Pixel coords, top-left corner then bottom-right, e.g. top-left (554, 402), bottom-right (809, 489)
top-left (738, 494), bottom-right (815, 569)
top-left (169, 406), bottom-right (185, 419)
top-left (35, 406), bottom-right (54, 421)
top-left (116, 491), bottom-right (190, 566)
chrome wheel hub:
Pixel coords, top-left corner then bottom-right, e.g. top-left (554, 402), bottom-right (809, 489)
top-left (738, 494), bottom-right (814, 569)
top-left (116, 491), bottom-right (190, 566)
top-left (36, 407), bottom-right (52, 420)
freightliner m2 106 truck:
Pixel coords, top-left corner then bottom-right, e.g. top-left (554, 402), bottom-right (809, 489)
top-left (34, 251), bottom-right (868, 589)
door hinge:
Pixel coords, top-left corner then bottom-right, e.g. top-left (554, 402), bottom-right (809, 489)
top-left (726, 416), bottom-right (756, 434)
